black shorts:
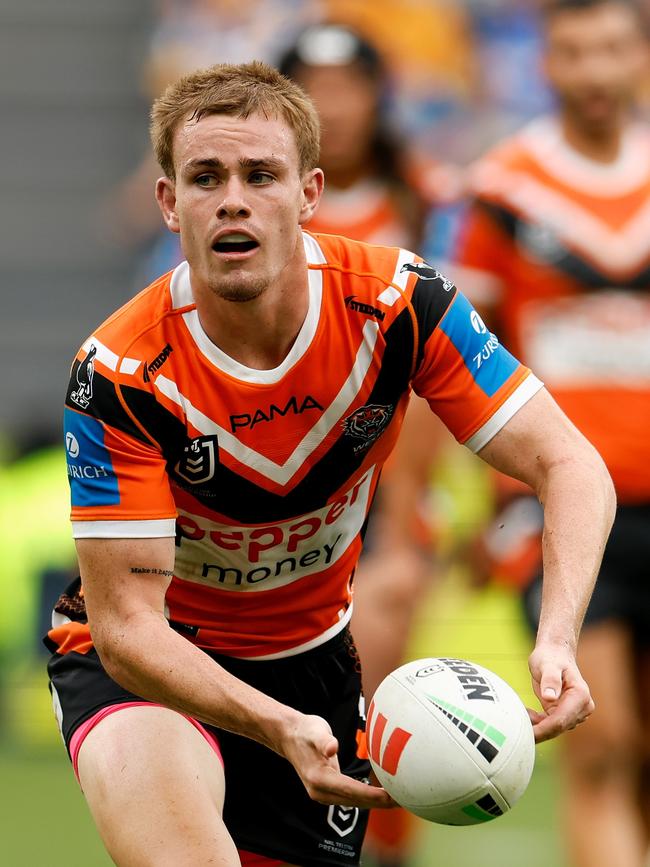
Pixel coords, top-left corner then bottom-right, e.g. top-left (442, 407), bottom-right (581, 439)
top-left (522, 503), bottom-right (650, 644)
top-left (47, 628), bottom-right (371, 867)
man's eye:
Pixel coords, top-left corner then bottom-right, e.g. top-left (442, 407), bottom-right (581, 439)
top-left (249, 172), bottom-right (274, 185)
top-left (196, 174), bottom-right (217, 187)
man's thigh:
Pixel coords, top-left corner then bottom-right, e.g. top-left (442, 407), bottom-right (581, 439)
top-left (78, 704), bottom-right (237, 867)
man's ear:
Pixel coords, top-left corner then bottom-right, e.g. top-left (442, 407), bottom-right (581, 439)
top-left (155, 176), bottom-right (180, 234)
top-left (298, 168), bottom-right (325, 225)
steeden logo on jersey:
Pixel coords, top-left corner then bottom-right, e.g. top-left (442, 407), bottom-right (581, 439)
top-left (143, 343), bottom-right (173, 382)
top-left (344, 295), bottom-right (386, 321)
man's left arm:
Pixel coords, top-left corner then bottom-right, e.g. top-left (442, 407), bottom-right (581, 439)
top-left (476, 387), bottom-right (616, 742)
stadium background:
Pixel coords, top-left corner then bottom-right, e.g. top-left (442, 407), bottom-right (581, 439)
top-left (0, 0), bottom-right (587, 862)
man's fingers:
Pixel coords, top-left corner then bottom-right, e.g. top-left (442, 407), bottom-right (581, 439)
top-left (305, 770), bottom-right (396, 809)
top-left (539, 668), bottom-right (562, 702)
top-left (322, 736), bottom-right (339, 760)
top-left (531, 691), bottom-right (595, 743)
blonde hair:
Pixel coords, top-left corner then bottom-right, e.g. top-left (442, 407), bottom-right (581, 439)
top-left (150, 60), bottom-right (320, 180)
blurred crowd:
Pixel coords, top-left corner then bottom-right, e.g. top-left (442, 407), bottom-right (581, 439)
top-left (4, 2), bottom-right (650, 867)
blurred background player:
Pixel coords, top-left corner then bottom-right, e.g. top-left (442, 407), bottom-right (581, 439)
top-left (450, 2), bottom-right (650, 865)
top-left (277, 25), bottom-right (455, 867)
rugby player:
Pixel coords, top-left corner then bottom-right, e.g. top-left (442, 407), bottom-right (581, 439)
top-left (452, 1), bottom-right (650, 865)
top-left (46, 61), bottom-right (613, 867)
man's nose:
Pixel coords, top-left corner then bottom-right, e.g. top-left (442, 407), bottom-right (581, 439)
top-left (217, 178), bottom-right (251, 219)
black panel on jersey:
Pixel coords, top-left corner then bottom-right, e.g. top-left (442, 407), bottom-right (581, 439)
top-left (479, 201), bottom-right (650, 291)
top-left (119, 384), bottom-right (189, 460)
top-left (410, 274), bottom-right (457, 370)
top-left (65, 366), bottom-right (152, 446)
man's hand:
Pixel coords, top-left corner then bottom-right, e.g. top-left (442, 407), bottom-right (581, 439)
top-left (527, 642), bottom-right (595, 743)
top-left (279, 713), bottom-right (396, 809)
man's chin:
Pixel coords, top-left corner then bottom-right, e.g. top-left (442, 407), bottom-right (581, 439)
top-left (210, 278), bottom-right (268, 303)
top-left (571, 98), bottom-right (624, 132)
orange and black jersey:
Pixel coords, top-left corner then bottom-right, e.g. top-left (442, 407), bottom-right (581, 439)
top-left (454, 117), bottom-right (650, 502)
top-left (53, 232), bottom-right (539, 659)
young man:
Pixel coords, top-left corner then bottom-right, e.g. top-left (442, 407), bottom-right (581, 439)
top-left (452, 2), bottom-right (650, 865)
top-left (46, 61), bottom-right (613, 867)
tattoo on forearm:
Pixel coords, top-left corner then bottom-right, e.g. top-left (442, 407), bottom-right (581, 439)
top-left (129, 567), bottom-right (173, 576)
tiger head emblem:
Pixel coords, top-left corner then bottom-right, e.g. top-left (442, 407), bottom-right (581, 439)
top-left (342, 404), bottom-right (394, 453)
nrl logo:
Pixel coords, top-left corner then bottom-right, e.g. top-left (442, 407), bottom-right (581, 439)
top-left (175, 436), bottom-right (219, 485)
top-left (342, 403), bottom-right (394, 453)
top-left (70, 344), bottom-right (97, 409)
top-left (326, 805), bottom-right (359, 837)
top-left (400, 261), bottom-right (454, 291)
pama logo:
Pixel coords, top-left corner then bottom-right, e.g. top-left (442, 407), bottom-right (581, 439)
top-left (342, 403), bottom-right (394, 453)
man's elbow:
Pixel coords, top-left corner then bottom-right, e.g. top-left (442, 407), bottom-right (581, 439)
top-left (595, 449), bottom-right (617, 527)
top-left (569, 440), bottom-right (617, 526)
top-left (90, 622), bottom-right (139, 691)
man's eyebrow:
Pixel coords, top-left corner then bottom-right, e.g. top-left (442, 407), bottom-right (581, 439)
top-left (239, 157), bottom-right (286, 170)
top-left (183, 156), bottom-right (286, 173)
top-left (183, 157), bottom-right (224, 173)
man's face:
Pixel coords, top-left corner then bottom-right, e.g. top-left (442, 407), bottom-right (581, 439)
top-left (157, 112), bottom-right (322, 302)
top-left (295, 63), bottom-right (379, 176)
top-left (544, 2), bottom-right (647, 131)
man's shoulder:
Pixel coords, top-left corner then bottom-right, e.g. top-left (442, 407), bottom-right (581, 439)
top-left (80, 268), bottom-right (178, 357)
top-left (307, 230), bottom-right (407, 277)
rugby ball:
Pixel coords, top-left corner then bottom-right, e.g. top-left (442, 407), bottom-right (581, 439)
top-left (367, 657), bottom-right (535, 825)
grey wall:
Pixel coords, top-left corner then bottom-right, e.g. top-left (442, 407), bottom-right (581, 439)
top-left (0, 0), bottom-right (154, 448)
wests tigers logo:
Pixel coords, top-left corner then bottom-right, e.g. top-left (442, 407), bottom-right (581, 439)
top-left (342, 403), bottom-right (394, 453)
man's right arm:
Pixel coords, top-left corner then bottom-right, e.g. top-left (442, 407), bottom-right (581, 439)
top-left (78, 536), bottom-right (393, 809)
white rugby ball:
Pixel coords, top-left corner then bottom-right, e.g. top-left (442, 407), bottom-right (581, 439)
top-left (367, 657), bottom-right (535, 825)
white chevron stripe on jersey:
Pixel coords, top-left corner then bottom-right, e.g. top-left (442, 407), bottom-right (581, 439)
top-left (153, 318), bottom-right (381, 486)
top-left (520, 117), bottom-right (650, 197)
top-left (377, 248), bottom-right (417, 306)
top-left (494, 171), bottom-right (650, 274)
top-left (81, 337), bottom-right (141, 375)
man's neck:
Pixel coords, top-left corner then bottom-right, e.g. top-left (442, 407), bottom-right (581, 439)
top-left (559, 111), bottom-right (626, 164)
top-left (192, 241), bottom-right (311, 371)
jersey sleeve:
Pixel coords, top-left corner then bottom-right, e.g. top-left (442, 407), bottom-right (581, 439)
top-left (64, 341), bottom-right (177, 539)
top-left (410, 276), bottom-right (543, 452)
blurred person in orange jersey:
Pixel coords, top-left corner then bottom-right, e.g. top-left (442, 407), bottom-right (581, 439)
top-left (451, 2), bottom-right (650, 865)
top-left (278, 24), bottom-right (459, 867)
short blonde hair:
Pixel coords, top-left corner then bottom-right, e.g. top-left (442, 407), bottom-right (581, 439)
top-left (150, 60), bottom-right (321, 180)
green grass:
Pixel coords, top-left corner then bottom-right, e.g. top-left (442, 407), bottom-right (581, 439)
top-left (0, 745), bottom-right (112, 866)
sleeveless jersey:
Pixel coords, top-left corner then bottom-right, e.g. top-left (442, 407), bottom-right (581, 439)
top-left (54, 232), bottom-right (539, 659)
top-left (455, 116), bottom-right (650, 503)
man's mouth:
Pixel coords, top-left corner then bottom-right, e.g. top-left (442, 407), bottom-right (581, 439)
top-left (212, 233), bottom-right (260, 254)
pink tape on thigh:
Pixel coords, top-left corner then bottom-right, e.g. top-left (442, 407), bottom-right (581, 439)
top-left (69, 701), bottom-right (224, 783)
